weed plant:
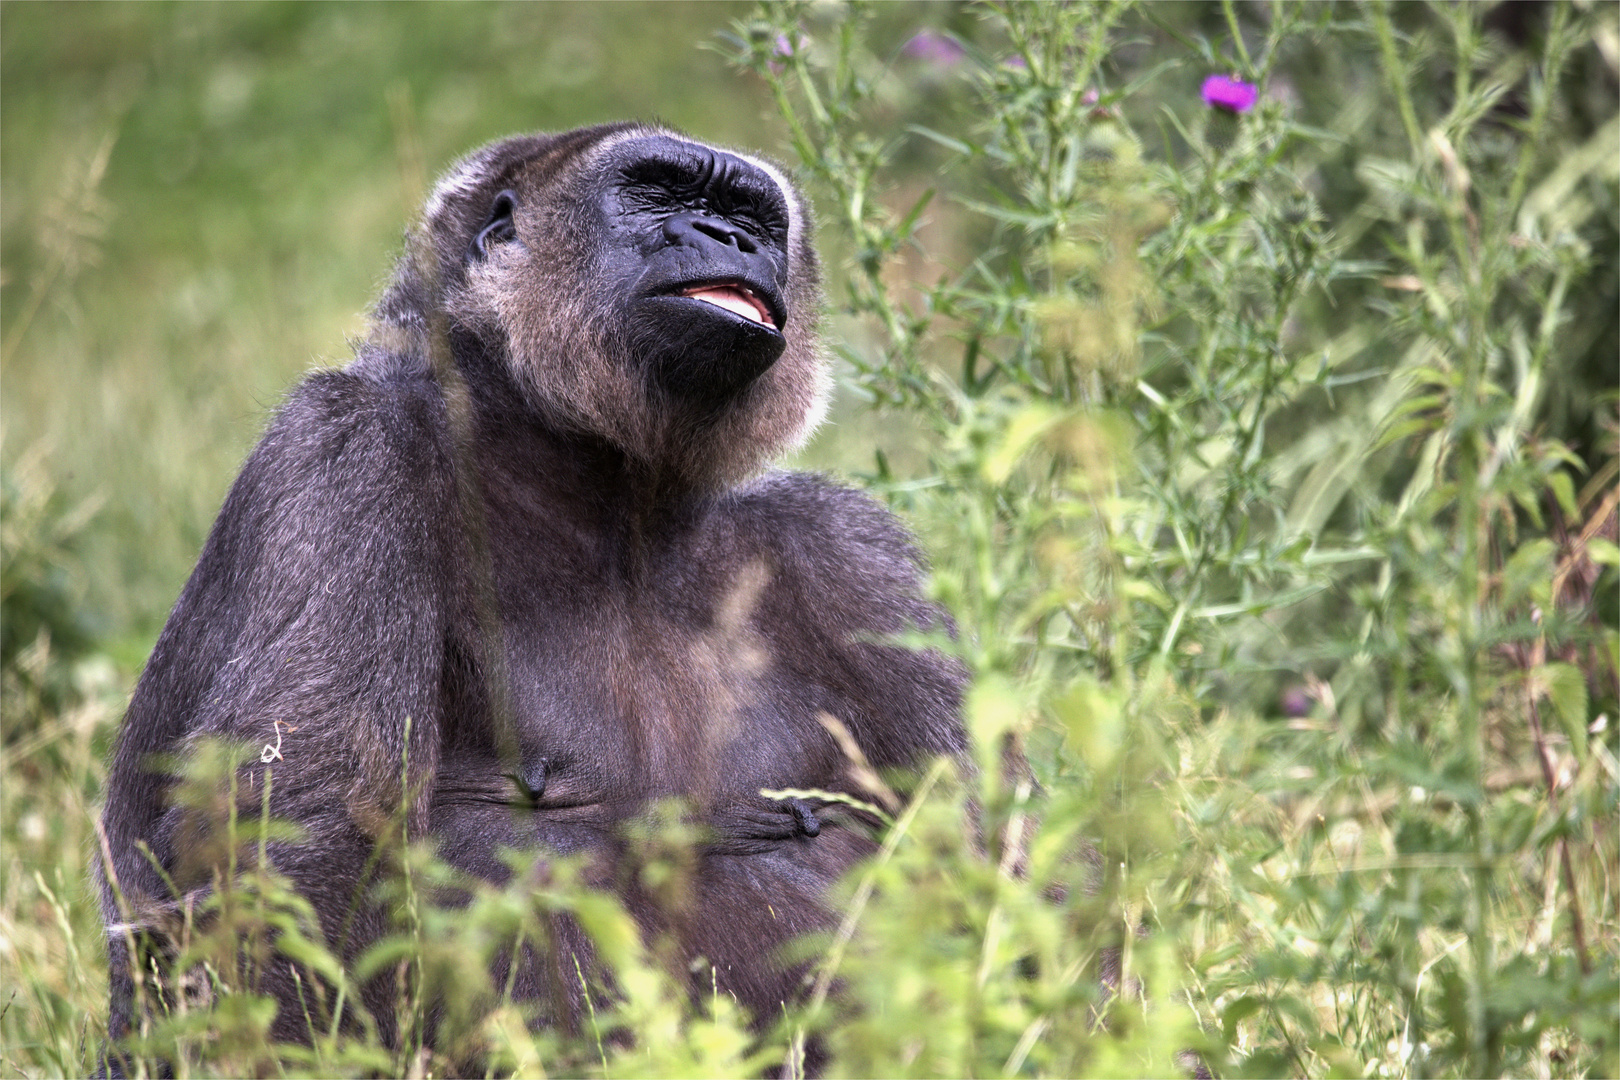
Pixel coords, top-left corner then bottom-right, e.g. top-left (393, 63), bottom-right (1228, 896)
top-left (2, 2), bottom-right (1616, 1077)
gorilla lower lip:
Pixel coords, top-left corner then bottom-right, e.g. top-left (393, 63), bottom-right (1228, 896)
top-left (680, 285), bottom-right (775, 328)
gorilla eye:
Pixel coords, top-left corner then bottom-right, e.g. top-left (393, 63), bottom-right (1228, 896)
top-left (469, 190), bottom-right (518, 262)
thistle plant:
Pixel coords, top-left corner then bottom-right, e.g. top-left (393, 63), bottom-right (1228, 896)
top-left (723, 2), bottom-right (1618, 1076)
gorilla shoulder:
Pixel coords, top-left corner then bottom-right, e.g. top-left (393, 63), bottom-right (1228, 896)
top-left (244, 359), bottom-right (456, 529)
top-left (729, 470), bottom-right (931, 599)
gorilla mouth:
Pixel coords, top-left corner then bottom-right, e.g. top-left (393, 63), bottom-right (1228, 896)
top-left (677, 283), bottom-right (778, 330)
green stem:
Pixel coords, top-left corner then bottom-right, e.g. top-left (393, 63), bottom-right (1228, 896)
top-left (1373, 6), bottom-right (1497, 1072)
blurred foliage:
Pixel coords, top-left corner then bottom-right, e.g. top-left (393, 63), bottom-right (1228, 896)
top-left (1, 444), bottom-right (101, 731)
top-left (3, 1), bottom-right (1619, 1078)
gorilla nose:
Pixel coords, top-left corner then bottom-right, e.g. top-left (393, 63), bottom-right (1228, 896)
top-left (662, 213), bottom-right (759, 255)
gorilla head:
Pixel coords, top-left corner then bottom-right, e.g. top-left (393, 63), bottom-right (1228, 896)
top-left (383, 123), bottom-right (830, 489)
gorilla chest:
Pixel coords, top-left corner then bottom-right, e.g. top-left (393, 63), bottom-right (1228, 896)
top-left (489, 566), bottom-right (842, 808)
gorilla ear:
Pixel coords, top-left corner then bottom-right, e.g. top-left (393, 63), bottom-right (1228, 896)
top-left (468, 190), bottom-right (518, 262)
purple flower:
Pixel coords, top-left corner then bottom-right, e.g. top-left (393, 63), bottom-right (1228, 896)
top-left (1279, 685), bottom-right (1312, 718)
top-left (768, 32), bottom-right (807, 74)
top-left (1003, 55), bottom-right (1027, 70)
top-left (1201, 74), bottom-right (1257, 113)
top-left (902, 29), bottom-right (966, 67)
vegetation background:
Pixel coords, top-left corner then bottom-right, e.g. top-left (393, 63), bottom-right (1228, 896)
top-left (2, 1), bottom-right (1616, 1077)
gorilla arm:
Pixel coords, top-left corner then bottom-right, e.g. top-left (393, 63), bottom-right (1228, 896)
top-left (99, 362), bottom-right (461, 1035)
top-left (738, 472), bottom-right (968, 777)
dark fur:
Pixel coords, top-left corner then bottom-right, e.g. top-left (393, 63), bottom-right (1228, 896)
top-left (99, 123), bottom-right (966, 1060)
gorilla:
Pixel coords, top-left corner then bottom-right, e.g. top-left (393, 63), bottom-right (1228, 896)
top-left (98, 123), bottom-right (966, 1062)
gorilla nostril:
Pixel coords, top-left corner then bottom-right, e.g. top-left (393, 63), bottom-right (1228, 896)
top-left (668, 214), bottom-right (758, 254)
top-left (695, 219), bottom-right (756, 252)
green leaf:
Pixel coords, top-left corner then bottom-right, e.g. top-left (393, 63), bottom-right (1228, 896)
top-left (1051, 676), bottom-right (1126, 773)
top-left (1371, 414), bottom-right (1440, 452)
top-left (1221, 994), bottom-right (1264, 1042)
top-left (1501, 538), bottom-right (1556, 608)
top-left (968, 673), bottom-right (1026, 773)
top-left (1587, 537), bottom-right (1619, 567)
top-left (272, 924), bottom-right (348, 988)
top-left (351, 935), bottom-right (419, 983)
top-left (905, 124), bottom-right (978, 158)
top-left (1541, 662), bottom-right (1589, 760)
top-left (982, 403), bottom-right (1062, 485)
top-left (1547, 470), bottom-right (1579, 520)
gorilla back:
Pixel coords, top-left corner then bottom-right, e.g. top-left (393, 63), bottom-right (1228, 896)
top-left (99, 123), bottom-right (966, 1054)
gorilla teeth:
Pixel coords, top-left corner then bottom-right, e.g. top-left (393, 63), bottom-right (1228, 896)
top-left (681, 285), bottom-right (775, 328)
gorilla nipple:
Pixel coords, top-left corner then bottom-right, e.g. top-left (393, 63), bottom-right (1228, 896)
top-left (787, 798), bottom-right (821, 837)
top-left (507, 757), bottom-right (548, 803)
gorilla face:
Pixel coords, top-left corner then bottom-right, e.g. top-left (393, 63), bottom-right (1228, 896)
top-left (608, 136), bottom-right (794, 402)
top-left (467, 133), bottom-right (796, 406)
top-left (435, 125), bottom-right (825, 487)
